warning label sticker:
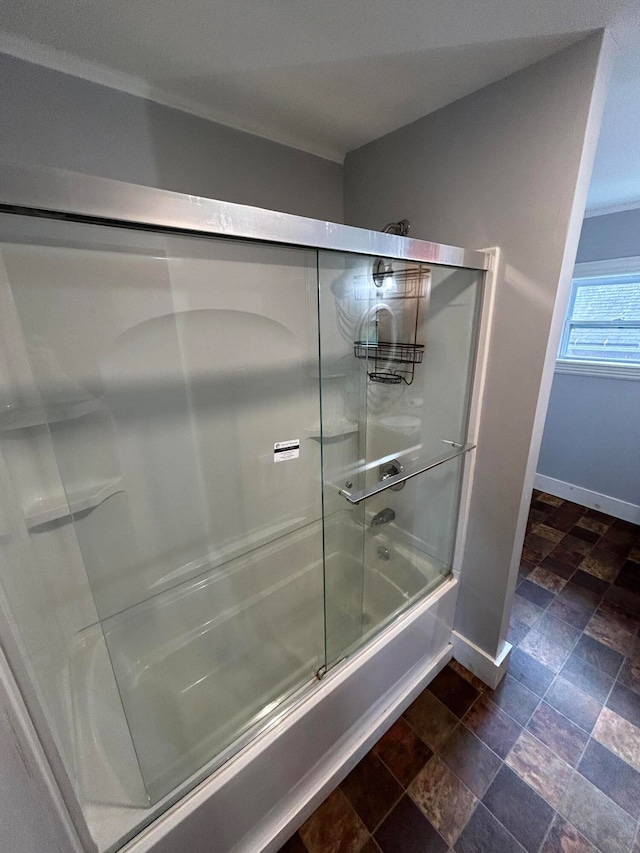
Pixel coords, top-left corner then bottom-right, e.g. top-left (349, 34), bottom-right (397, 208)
top-left (274, 439), bottom-right (300, 462)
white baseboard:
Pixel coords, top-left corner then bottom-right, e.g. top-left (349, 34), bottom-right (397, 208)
top-left (451, 630), bottom-right (512, 689)
top-left (534, 474), bottom-right (640, 524)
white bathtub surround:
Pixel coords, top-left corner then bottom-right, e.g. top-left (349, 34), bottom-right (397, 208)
top-left (120, 578), bottom-right (456, 853)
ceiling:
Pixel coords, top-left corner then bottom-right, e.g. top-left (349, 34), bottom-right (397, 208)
top-left (1, 0), bottom-right (640, 212)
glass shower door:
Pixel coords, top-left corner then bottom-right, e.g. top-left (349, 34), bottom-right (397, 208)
top-left (0, 212), bottom-right (326, 807)
top-left (318, 250), bottom-right (483, 667)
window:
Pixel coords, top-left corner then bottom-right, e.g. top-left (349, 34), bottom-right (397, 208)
top-left (557, 258), bottom-right (640, 377)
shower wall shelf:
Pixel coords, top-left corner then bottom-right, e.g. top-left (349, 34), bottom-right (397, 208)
top-left (24, 477), bottom-right (124, 529)
top-left (0, 398), bottom-right (103, 432)
top-left (306, 419), bottom-right (359, 440)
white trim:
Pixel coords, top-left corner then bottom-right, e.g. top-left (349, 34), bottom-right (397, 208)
top-left (574, 256), bottom-right (640, 277)
top-left (555, 359), bottom-right (640, 380)
top-left (452, 246), bottom-right (499, 575)
top-left (534, 474), bottom-right (640, 525)
top-left (451, 630), bottom-right (511, 690)
top-left (584, 199), bottom-right (640, 219)
top-left (556, 256), bottom-right (640, 378)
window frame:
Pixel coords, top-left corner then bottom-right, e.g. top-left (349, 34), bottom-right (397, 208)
top-left (556, 256), bottom-right (640, 380)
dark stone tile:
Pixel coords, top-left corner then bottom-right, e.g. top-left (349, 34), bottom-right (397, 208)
top-left (559, 769), bottom-right (637, 853)
top-left (557, 582), bottom-right (602, 614)
top-left (518, 629), bottom-right (569, 672)
top-left (517, 560), bottom-right (534, 583)
top-left (598, 599), bottom-right (640, 636)
top-left (455, 803), bottom-right (526, 853)
top-left (584, 610), bottom-right (635, 656)
top-left (547, 544), bottom-right (585, 568)
top-left (580, 548), bottom-right (626, 583)
top-left (511, 594), bottom-right (544, 628)
top-left (404, 690), bottom-right (458, 750)
top-left (482, 765), bottom-right (554, 853)
top-left (373, 717), bottom-right (433, 787)
top-left (572, 634), bottom-right (624, 678)
top-left (341, 752), bottom-right (403, 832)
top-left (614, 560), bottom-right (640, 595)
top-left (429, 666), bottom-right (480, 719)
top-left (568, 524), bottom-right (600, 544)
top-left (278, 833), bottom-right (308, 853)
top-left (611, 517), bottom-right (640, 534)
top-left (606, 682), bottom-right (640, 729)
top-left (547, 597), bottom-right (591, 631)
top-left (374, 795), bottom-right (447, 853)
top-left (560, 534), bottom-right (594, 556)
top-left (560, 653), bottom-right (613, 703)
top-left (601, 526), bottom-right (638, 554)
top-left (448, 661), bottom-right (488, 692)
top-left (408, 756), bottom-right (477, 847)
top-left (508, 648), bottom-right (555, 697)
top-left (546, 506), bottom-right (584, 533)
top-left (560, 500), bottom-right (588, 514)
top-left (576, 516), bottom-right (609, 536)
top-left (593, 706), bottom-right (640, 771)
top-left (439, 724), bottom-right (501, 798)
top-left (528, 507), bottom-right (549, 524)
top-left (605, 584), bottom-right (640, 617)
top-left (545, 677), bottom-right (602, 733)
top-left (526, 701), bottom-right (588, 766)
top-left (578, 738), bottom-right (640, 820)
top-left (535, 611), bottom-right (580, 652)
top-left (618, 657), bottom-right (640, 695)
top-left (521, 535), bottom-right (555, 565)
top-left (528, 566), bottom-right (568, 595)
top-left (570, 569), bottom-right (610, 596)
top-left (490, 674), bottom-right (540, 726)
top-left (300, 788), bottom-right (369, 853)
top-left (506, 730), bottom-right (572, 808)
top-left (531, 499), bottom-right (552, 515)
top-left (360, 841), bottom-right (381, 853)
top-left (540, 814), bottom-right (597, 853)
top-left (539, 554), bottom-right (576, 581)
top-left (516, 581), bottom-right (555, 609)
top-left (585, 508), bottom-right (614, 525)
top-left (507, 619), bottom-right (530, 646)
top-left (463, 694), bottom-right (521, 759)
top-left (529, 522), bottom-right (565, 545)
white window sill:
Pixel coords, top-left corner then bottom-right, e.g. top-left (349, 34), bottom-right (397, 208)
top-left (555, 359), bottom-right (640, 380)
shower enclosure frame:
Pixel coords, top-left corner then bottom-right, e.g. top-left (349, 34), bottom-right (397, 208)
top-left (0, 162), bottom-right (497, 853)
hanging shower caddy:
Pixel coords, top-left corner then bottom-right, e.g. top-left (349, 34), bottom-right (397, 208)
top-left (353, 260), bottom-right (430, 385)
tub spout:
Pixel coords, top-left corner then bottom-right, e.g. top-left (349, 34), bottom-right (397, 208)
top-left (371, 507), bottom-right (395, 528)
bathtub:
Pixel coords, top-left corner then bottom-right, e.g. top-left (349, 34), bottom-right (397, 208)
top-left (70, 512), bottom-right (454, 851)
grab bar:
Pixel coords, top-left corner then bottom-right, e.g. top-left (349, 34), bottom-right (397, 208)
top-left (338, 443), bottom-right (475, 504)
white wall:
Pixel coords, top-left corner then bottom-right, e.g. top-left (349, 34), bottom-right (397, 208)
top-left (537, 208), bottom-right (640, 517)
top-left (0, 52), bottom-right (343, 222)
top-left (344, 33), bottom-right (613, 664)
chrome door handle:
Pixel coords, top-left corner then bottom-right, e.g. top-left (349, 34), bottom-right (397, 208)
top-left (338, 443), bottom-right (475, 504)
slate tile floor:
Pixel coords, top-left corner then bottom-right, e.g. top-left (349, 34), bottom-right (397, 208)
top-left (278, 493), bottom-right (640, 853)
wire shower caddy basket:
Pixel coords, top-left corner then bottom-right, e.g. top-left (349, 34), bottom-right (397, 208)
top-left (353, 262), bottom-right (430, 385)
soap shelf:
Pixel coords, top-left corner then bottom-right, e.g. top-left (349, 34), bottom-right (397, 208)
top-left (307, 419), bottom-right (359, 440)
top-left (25, 478), bottom-right (124, 529)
